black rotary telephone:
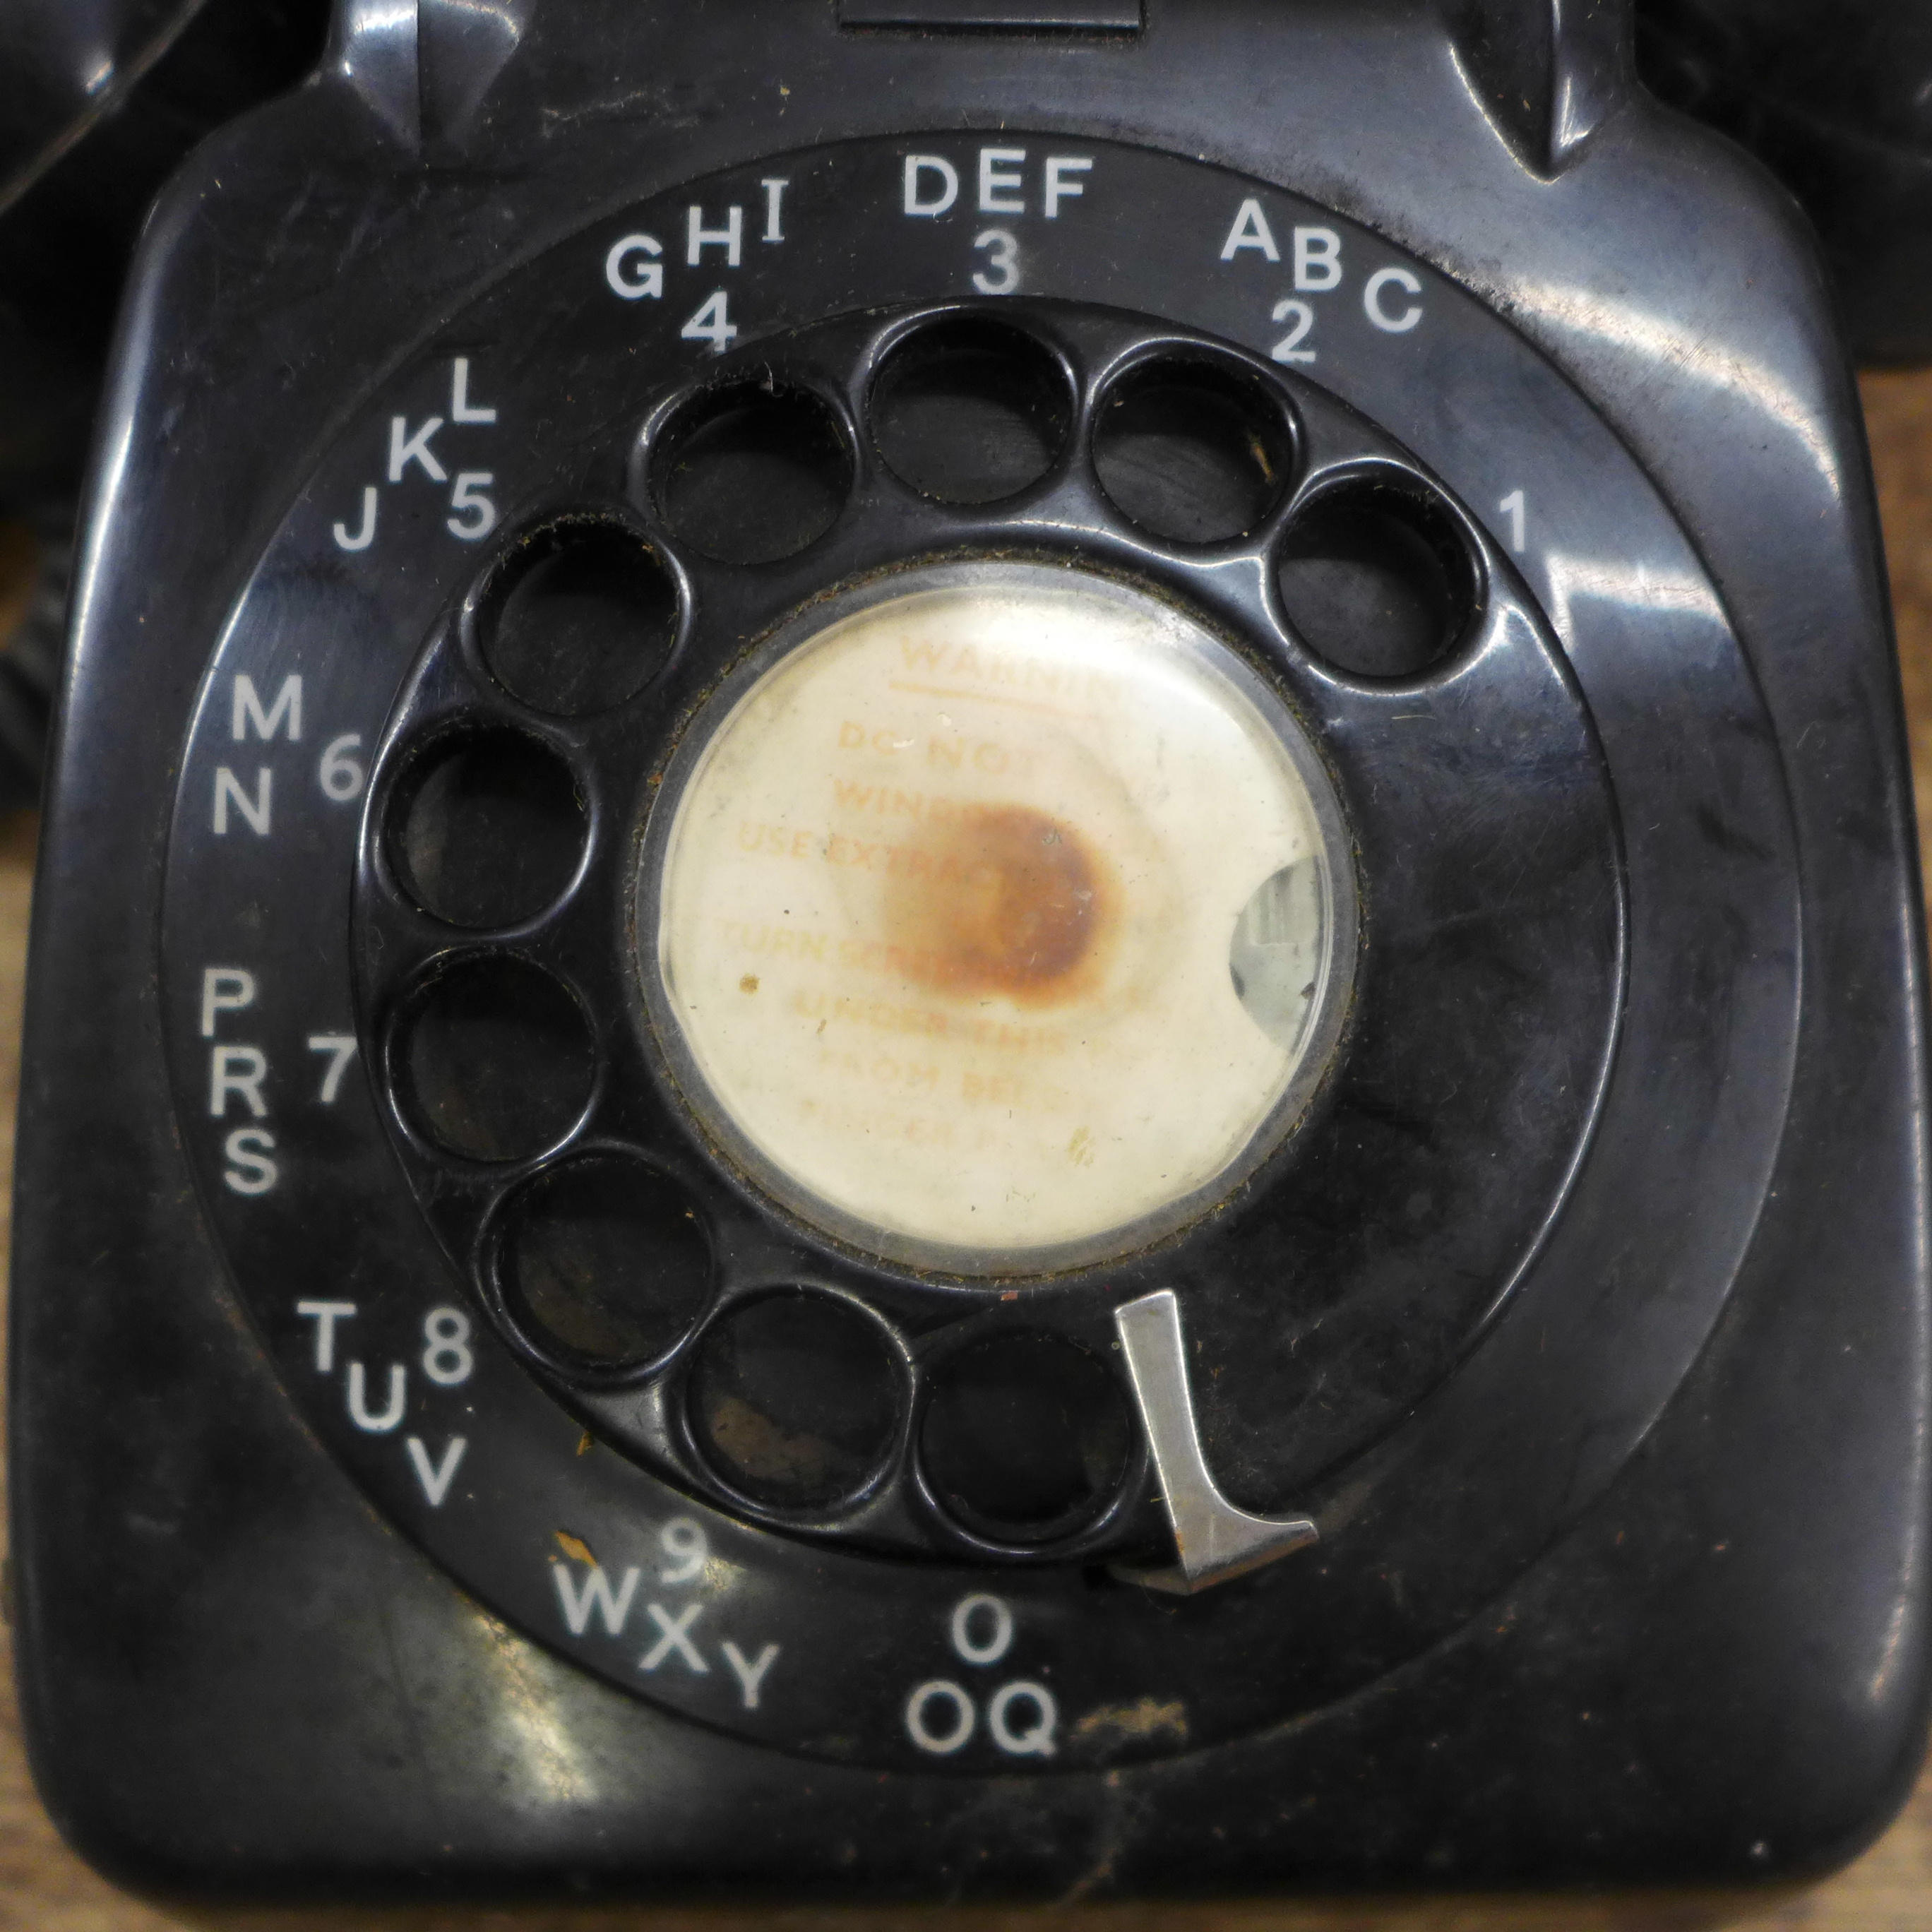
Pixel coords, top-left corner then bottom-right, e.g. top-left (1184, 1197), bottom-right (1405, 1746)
top-left (11, 0), bottom-right (1930, 1902)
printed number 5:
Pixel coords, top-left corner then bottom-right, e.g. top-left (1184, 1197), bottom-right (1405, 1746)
top-left (973, 229), bottom-right (1018, 296)
top-left (446, 472), bottom-right (496, 541)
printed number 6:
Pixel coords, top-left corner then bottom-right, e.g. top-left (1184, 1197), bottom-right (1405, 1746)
top-left (973, 229), bottom-right (1018, 296)
top-left (319, 733), bottom-right (364, 803)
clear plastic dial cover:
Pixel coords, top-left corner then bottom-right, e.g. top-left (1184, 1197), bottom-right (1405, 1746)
top-left (644, 564), bottom-right (1351, 1273)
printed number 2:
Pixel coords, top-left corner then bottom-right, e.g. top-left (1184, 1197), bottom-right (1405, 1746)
top-left (1271, 298), bottom-right (1316, 364)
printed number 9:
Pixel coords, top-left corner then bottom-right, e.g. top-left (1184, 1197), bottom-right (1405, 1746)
top-left (660, 1516), bottom-right (709, 1583)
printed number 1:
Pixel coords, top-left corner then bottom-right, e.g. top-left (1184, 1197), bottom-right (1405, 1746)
top-left (1499, 489), bottom-right (1527, 553)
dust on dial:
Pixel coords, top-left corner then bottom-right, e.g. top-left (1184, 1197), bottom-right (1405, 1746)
top-left (640, 561), bottom-right (1353, 1276)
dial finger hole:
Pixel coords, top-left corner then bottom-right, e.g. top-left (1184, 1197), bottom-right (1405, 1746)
top-left (1092, 359), bottom-right (1293, 544)
top-left (919, 1332), bottom-right (1133, 1545)
top-left (1276, 483), bottom-right (1477, 679)
top-left (870, 316), bottom-right (1071, 504)
top-left (482, 523), bottom-right (679, 715)
top-left (396, 956), bottom-right (596, 1162)
top-left (652, 383), bottom-right (852, 565)
top-left (388, 728), bottom-right (585, 929)
top-left (687, 1290), bottom-right (901, 1510)
top-left (496, 1153), bottom-right (712, 1371)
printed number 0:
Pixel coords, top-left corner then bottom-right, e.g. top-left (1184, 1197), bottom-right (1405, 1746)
top-left (1271, 298), bottom-right (1316, 364)
top-left (972, 229), bottom-right (1018, 296)
top-left (422, 1307), bottom-right (473, 1387)
top-left (319, 733), bottom-right (364, 802)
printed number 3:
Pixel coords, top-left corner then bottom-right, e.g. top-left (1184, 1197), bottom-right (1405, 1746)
top-left (973, 229), bottom-right (1018, 296)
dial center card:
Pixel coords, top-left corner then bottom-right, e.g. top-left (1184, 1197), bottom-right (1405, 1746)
top-left (645, 565), bottom-right (1350, 1272)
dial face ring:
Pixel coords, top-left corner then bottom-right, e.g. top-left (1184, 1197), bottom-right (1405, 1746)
top-left (157, 133), bottom-right (1796, 1772)
top-left (346, 294), bottom-right (1613, 1561)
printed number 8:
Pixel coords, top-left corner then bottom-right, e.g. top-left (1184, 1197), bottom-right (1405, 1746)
top-left (422, 1307), bottom-right (473, 1387)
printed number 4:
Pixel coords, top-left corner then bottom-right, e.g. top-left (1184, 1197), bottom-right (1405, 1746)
top-left (681, 291), bottom-right (738, 352)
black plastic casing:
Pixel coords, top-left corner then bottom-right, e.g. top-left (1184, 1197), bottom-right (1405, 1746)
top-left (10, 0), bottom-right (1931, 1902)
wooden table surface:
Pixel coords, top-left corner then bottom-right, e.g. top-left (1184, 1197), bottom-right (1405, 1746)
top-left (6, 375), bottom-right (1932, 1931)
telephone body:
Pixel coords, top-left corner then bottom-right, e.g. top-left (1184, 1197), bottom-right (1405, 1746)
top-left (10, 0), bottom-right (1929, 1900)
